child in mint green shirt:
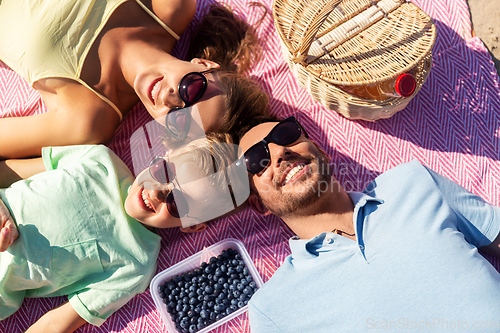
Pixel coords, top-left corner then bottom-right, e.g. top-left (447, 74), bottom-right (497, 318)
top-left (0, 136), bottom-right (246, 332)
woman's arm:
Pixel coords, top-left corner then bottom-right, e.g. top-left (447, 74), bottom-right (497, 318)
top-left (0, 80), bottom-right (120, 160)
top-left (25, 302), bottom-right (87, 333)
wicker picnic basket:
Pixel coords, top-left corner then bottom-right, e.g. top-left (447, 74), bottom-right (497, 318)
top-left (273, 0), bottom-right (437, 121)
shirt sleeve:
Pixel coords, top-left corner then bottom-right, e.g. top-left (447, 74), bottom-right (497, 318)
top-left (68, 262), bottom-right (157, 326)
top-left (424, 166), bottom-right (500, 248)
top-left (69, 288), bottom-right (140, 326)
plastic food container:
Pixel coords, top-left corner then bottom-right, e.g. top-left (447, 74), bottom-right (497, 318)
top-left (150, 238), bottom-right (264, 333)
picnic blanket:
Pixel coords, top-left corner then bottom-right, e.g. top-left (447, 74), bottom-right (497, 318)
top-left (1, 0), bottom-right (500, 332)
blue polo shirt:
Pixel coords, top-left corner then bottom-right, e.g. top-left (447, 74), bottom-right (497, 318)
top-left (249, 160), bottom-right (500, 332)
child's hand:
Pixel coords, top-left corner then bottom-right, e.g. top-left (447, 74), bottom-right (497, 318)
top-left (0, 199), bottom-right (17, 252)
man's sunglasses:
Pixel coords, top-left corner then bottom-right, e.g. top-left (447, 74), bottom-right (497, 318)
top-left (165, 69), bottom-right (216, 139)
top-left (242, 116), bottom-right (308, 175)
top-left (148, 157), bottom-right (188, 218)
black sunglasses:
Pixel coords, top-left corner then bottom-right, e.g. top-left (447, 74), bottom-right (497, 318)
top-left (179, 69), bottom-right (215, 108)
top-left (164, 69), bottom-right (216, 139)
top-left (148, 157), bottom-right (189, 218)
top-left (242, 116), bottom-right (308, 175)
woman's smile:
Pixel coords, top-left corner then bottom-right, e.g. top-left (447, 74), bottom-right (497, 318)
top-left (149, 77), bottom-right (163, 105)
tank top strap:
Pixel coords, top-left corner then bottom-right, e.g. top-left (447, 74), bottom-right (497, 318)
top-left (76, 79), bottom-right (124, 120)
top-left (134, 0), bottom-right (180, 40)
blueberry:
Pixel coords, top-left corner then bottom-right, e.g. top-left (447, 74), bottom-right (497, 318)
top-left (189, 324), bottom-right (197, 333)
top-left (200, 309), bottom-right (209, 319)
top-left (204, 286), bottom-right (214, 294)
top-left (180, 320), bottom-right (189, 329)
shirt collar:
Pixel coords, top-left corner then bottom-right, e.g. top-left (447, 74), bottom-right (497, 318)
top-left (347, 191), bottom-right (384, 207)
top-left (289, 191), bottom-right (384, 258)
top-left (289, 233), bottom-right (330, 259)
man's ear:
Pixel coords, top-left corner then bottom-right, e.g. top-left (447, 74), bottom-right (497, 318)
top-left (248, 194), bottom-right (272, 216)
top-left (190, 58), bottom-right (221, 70)
top-left (180, 222), bottom-right (207, 234)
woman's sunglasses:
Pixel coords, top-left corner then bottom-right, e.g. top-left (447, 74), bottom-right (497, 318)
top-left (179, 69), bottom-right (216, 108)
top-left (165, 69), bottom-right (216, 139)
top-left (148, 157), bottom-right (189, 218)
top-left (242, 116), bottom-right (308, 175)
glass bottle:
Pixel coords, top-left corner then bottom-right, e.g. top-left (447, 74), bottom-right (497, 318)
top-left (338, 72), bottom-right (416, 101)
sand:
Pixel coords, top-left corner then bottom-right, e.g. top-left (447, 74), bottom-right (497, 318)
top-left (466, 0), bottom-right (500, 75)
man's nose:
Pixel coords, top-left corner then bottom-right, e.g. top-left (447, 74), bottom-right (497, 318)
top-left (269, 143), bottom-right (293, 167)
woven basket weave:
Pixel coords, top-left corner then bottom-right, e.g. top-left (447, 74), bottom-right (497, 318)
top-left (273, 0), bottom-right (436, 120)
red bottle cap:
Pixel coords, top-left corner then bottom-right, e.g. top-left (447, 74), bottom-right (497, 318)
top-left (395, 73), bottom-right (416, 97)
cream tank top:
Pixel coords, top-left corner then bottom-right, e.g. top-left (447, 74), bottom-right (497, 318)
top-left (0, 0), bottom-right (179, 119)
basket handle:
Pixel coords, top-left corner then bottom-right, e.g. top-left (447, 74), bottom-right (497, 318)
top-left (292, 0), bottom-right (343, 65)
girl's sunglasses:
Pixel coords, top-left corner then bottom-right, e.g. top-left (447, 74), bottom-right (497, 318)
top-left (148, 157), bottom-right (189, 218)
top-left (242, 116), bottom-right (308, 175)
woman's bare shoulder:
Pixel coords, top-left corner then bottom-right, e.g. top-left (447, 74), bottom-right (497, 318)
top-left (34, 78), bottom-right (122, 142)
top-left (149, 0), bottom-right (197, 35)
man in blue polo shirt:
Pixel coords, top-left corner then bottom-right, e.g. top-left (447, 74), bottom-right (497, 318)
top-left (237, 116), bottom-right (500, 332)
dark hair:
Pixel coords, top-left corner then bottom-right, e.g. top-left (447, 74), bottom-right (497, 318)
top-left (187, 3), bottom-right (266, 75)
top-left (216, 72), bottom-right (270, 140)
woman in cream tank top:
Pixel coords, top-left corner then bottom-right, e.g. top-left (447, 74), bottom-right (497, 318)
top-left (0, 0), bottom-right (268, 158)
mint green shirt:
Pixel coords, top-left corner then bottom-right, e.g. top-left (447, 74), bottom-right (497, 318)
top-left (0, 145), bottom-right (161, 326)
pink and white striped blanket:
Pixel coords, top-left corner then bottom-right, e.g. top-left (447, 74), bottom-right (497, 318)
top-left (1, 0), bottom-right (500, 332)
